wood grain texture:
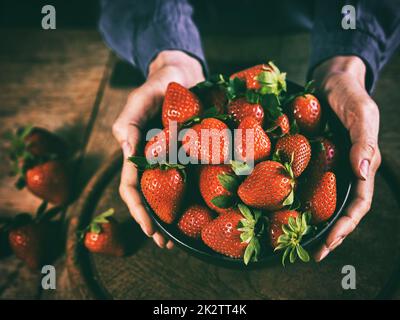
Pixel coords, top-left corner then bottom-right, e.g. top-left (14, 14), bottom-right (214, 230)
top-left (0, 29), bottom-right (110, 299)
top-left (0, 29), bottom-right (110, 218)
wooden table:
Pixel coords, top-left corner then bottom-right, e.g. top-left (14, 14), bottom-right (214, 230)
top-left (0, 29), bottom-right (399, 299)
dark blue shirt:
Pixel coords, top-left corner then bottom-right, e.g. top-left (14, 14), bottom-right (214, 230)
top-left (99, 0), bottom-right (400, 92)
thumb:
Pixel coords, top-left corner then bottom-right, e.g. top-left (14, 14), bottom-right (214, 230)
top-left (349, 138), bottom-right (378, 181)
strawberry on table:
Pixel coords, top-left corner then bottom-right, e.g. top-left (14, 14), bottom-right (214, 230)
top-left (292, 93), bottom-right (321, 135)
top-left (237, 160), bottom-right (295, 211)
top-left (178, 204), bottom-right (213, 238)
top-left (182, 118), bottom-right (230, 164)
top-left (270, 210), bottom-right (312, 265)
top-left (303, 171), bottom-right (337, 223)
top-left (201, 204), bottom-right (265, 264)
top-left (227, 97), bottom-right (264, 126)
top-left (275, 133), bottom-right (311, 177)
top-left (162, 82), bottom-right (203, 128)
top-left (7, 125), bottom-right (71, 205)
top-left (235, 116), bottom-right (271, 163)
top-left (25, 160), bottom-right (71, 205)
top-left (8, 125), bottom-right (67, 159)
top-left (83, 208), bottom-right (126, 257)
top-left (8, 203), bottom-right (62, 269)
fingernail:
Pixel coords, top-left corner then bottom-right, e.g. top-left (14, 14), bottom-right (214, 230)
top-left (360, 159), bottom-right (370, 180)
top-left (328, 236), bottom-right (345, 251)
top-left (141, 224), bottom-right (152, 237)
top-left (122, 142), bottom-right (132, 158)
top-left (316, 248), bottom-right (330, 262)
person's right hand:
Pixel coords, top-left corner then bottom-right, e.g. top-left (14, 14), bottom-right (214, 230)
top-left (112, 50), bottom-right (205, 248)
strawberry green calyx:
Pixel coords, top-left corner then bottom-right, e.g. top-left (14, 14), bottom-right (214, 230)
top-left (282, 80), bottom-right (315, 106)
top-left (257, 62), bottom-right (287, 96)
top-left (274, 211), bottom-right (312, 266)
top-left (272, 151), bottom-right (295, 207)
top-left (89, 208), bottom-right (114, 234)
top-left (210, 172), bottom-right (240, 209)
top-left (237, 204), bottom-right (265, 265)
top-left (128, 156), bottom-right (187, 181)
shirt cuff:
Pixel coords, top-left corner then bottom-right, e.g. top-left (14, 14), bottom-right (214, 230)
top-left (135, 18), bottom-right (208, 77)
top-left (308, 30), bottom-right (382, 93)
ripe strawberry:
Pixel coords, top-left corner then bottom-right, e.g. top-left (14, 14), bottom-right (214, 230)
top-left (227, 97), bottom-right (264, 126)
top-left (303, 171), bottom-right (337, 223)
top-left (140, 165), bottom-right (186, 224)
top-left (198, 165), bottom-right (238, 215)
top-left (162, 82), bottom-right (203, 128)
top-left (144, 128), bottom-right (170, 161)
top-left (275, 134), bottom-right (311, 177)
top-left (230, 62), bottom-right (286, 95)
top-left (230, 64), bottom-right (266, 90)
top-left (267, 114), bottom-right (290, 137)
top-left (178, 204), bottom-right (213, 238)
top-left (182, 118), bottom-right (230, 164)
top-left (269, 210), bottom-right (300, 248)
top-left (292, 94), bottom-right (321, 135)
top-left (23, 127), bottom-right (67, 158)
top-left (270, 210), bottom-right (311, 265)
top-left (237, 160), bottom-right (295, 211)
top-left (25, 160), bottom-right (71, 205)
top-left (8, 125), bottom-right (67, 160)
top-left (8, 204), bottom-right (62, 269)
top-left (83, 208), bottom-right (126, 257)
top-left (235, 116), bottom-right (271, 163)
top-left (201, 204), bottom-right (264, 264)
top-left (308, 137), bottom-right (338, 178)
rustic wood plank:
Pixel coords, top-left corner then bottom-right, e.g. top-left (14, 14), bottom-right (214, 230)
top-left (0, 29), bottom-right (111, 299)
top-left (0, 29), bottom-right (110, 218)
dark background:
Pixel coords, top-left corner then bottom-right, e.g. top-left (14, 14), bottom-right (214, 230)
top-left (0, 0), bottom-right (312, 34)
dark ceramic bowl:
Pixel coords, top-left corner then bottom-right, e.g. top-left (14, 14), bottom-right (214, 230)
top-left (141, 80), bottom-right (353, 267)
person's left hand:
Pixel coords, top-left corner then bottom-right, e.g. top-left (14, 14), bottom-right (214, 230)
top-left (312, 56), bottom-right (382, 262)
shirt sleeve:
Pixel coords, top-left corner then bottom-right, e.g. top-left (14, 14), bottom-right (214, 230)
top-left (98, 0), bottom-right (207, 77)
top-left (309, 0), bottom-right (400, 92)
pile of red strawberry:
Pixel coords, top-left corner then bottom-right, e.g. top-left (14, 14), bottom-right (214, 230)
top-left (131, 62), bottom-right (339, 265)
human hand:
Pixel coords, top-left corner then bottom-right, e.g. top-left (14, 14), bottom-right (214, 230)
top-left (112, 51), bottom-right (205, 248)
top-left (312, 56), bottom-right (382, 261)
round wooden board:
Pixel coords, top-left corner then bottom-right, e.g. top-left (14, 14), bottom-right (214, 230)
top-left (66, 150), bottom-right (400, 300)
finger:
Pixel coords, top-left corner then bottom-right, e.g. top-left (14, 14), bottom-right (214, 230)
top-left (152, 231), bottom-right (167, 248)
top-left (166, 240), bottom-right (174, 250)
top-left (314, 171), bottom-right (376, 262)
top-left (119, 159), bottom-right (156, 237)
top-left (348, 103), bottom-right (379, 181)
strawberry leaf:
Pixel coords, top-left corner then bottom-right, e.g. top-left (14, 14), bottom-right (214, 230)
top-left (243, 239), bottom-right (255, 265)
top-left (238, 203), bottom-right (253, 222)
top-left (289, 246), bottom-right (297, 263)
top-left (211, 195), bottom-right (234, 209)
top-left (296, 244), bottom-right (310, 262)
top-left (218, 173), bottom-right (239, 193)
top-left (128, 156), bottom-right (152, 170)
top-left (282, 188), bottom-right (294, 207)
